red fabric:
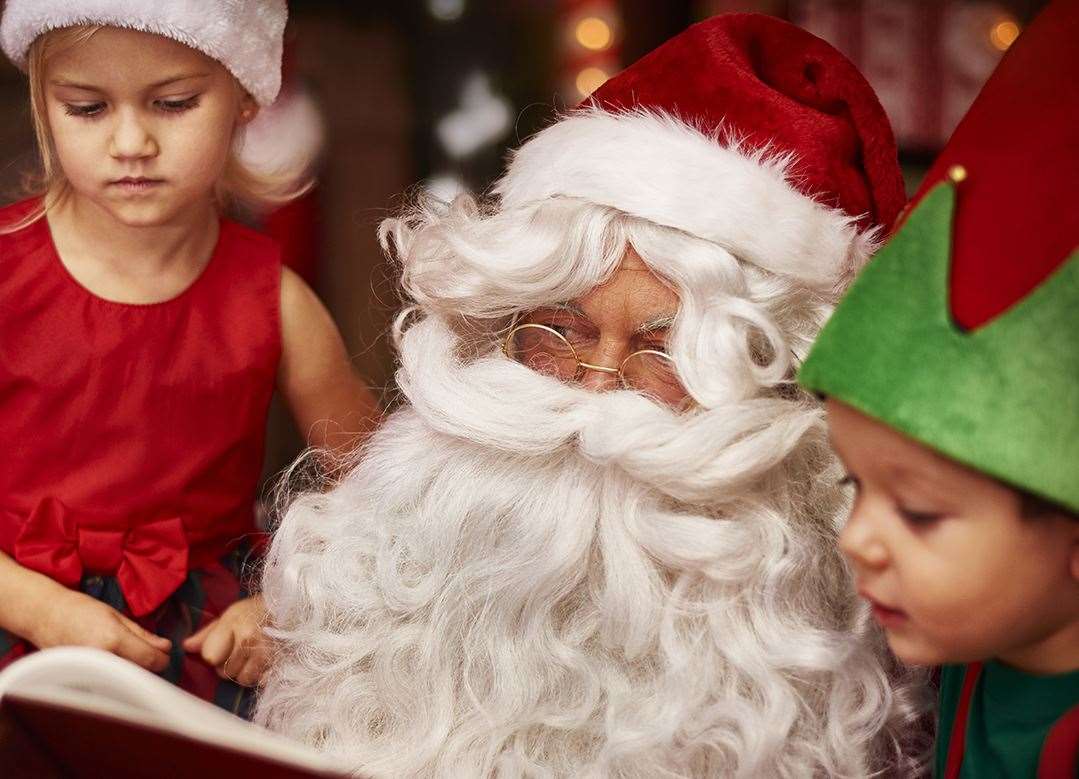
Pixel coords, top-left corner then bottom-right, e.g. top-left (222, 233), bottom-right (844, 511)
top-left (1039, 704), bottom-right (1079, 779)
top-left (264, 188), bottom-right (320, 286)
top-left (0, 199), bottom-right (280, 613)
top-left (6, 497), bottom-right (188, 617)
top-left (589, 12), bottom-right (905, 234)
top-left (910, 0), bottom-right (1079, 330)
top-left (944, 662), bottom-right (983, 779)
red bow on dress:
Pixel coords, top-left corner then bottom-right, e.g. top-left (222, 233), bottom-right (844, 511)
top-left (13, 496), bottom-right (189, 617)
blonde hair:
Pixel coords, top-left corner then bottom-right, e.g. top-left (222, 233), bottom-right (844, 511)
top-left (3, 24), bottom-right (308, 233)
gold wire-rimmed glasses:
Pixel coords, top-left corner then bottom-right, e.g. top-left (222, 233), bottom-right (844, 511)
top-left (502, 319), bottom-right (691, 408)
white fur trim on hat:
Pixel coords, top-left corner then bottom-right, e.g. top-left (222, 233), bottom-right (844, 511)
top-left (0, 0), bottom-right (287, 106)
top-left (495, 109), bottom-right (878, 289)
top-left (238, 86), bottom-right (324, 178)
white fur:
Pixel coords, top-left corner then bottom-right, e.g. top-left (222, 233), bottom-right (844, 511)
top-left (239, 87), bottom-right (325, 178)
top-left (496, 109), bottom-right (879, 291)
top-left (256, 196), bottom-right (930, 777)
top-left (0, 0), bottom-right (287, 105)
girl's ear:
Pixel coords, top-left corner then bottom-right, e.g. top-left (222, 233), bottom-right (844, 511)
top-left (238, 93), bottom-right (259, 127)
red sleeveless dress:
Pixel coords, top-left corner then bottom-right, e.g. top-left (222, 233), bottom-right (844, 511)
top-left (0, 199), bottom-right (280, 715)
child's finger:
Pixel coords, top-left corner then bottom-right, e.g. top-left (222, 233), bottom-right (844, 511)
top-left (182, 619), bottom-right (217, 652)
top-left (115, 629), bottom-right (170, 673)
top-left (118, 614), bottom-right (172, 651)
top-left (199, 622), bottom-right (235, 667)
top-left (215, 643), bottom-right (247, 682)
top-left (232, 654), bottom-right (266, 688)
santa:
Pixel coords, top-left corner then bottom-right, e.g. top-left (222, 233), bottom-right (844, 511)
top-left (256, 13), bottom-right (928, 777)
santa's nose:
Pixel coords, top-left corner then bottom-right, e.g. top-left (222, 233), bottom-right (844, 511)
top-left (578, 360), bottom-right (620, 392)
top-left (575, 338), bottom-right (624, 391)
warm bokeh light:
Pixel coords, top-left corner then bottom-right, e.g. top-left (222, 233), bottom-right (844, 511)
top-left (575, 17), bottom-right (613, 51)
top-left (427, 0), bottom-right (465, 21)
top-left (989, 19), bottom-right (1020, 51)
top-left (575, 66), bottom-right (610, 96)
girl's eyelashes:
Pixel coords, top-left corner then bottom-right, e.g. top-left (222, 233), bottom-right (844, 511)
top-left (63, 102), bottom-right (106, 118)
top-left (60, 96), bottom-right (201, 119)
top-left (156, 96), bottom-right (201, 113)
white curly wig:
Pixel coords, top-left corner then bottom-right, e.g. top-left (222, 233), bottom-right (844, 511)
top-left (255, 159), bottom-right (929, 776)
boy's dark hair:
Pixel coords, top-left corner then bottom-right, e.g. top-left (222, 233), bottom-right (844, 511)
top-left (1020, 490), bottom-right (1079, 522)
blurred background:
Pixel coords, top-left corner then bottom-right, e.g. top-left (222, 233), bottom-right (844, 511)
top-left (0, 0), bottom-right (1048, 480)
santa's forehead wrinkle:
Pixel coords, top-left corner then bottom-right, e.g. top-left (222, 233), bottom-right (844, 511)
top-left (573, 252), bottom-right (679, 335)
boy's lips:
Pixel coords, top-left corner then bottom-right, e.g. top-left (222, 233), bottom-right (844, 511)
top-left (858, 589), bottom-right (909, 627)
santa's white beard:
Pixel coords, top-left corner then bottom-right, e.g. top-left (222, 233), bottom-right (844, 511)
top-left (256, 317), bottom-right (920, 778)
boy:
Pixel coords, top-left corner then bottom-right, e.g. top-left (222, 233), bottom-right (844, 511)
top-left (798, 1), bottom-right (1079, 776)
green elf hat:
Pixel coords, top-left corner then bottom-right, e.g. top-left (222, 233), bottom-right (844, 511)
top-left (798, 0), bottom-right (1079, 513)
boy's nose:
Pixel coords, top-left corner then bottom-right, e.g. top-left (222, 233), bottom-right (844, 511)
top-left (838, 508), bottom-right (890, 571)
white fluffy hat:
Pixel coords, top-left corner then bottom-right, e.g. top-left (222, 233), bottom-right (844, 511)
top-left (0, 0), bottom-right (288, 106)
top-left (497, 14), bottom-right (906, 290)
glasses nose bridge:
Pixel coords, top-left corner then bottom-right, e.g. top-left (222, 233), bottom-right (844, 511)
top-left (577, 359), bottom-right (620, 376)
top-left (574, 333), bottom-right (634, 392)
top-left (505, 321), bottom-right (678, 396)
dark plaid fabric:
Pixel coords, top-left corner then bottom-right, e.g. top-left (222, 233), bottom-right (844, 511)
top-left (0, 546), bottom-right (259, 720)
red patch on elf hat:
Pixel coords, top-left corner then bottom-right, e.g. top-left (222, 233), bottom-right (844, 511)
top-left (909, 0), bottom-right (1079, 330)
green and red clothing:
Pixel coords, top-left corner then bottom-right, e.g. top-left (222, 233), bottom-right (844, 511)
top-left (937, 662), bottom-right (1079, 778)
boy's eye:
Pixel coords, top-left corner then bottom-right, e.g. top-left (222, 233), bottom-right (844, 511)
top-left (898, 507), bottom-right (943, 526)
top-left (838, 474), bottom-right (861, 492)
top-left (63, 102), bottom-right (106, 118)
top-left (156, 96), bottom-right (200, 113)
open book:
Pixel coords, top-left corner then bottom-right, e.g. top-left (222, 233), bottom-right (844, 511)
top-left (0, 647), bottom-right (350, 778)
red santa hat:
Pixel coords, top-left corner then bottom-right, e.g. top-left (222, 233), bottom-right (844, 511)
top-left (496, 13), bottom-right (905, 289)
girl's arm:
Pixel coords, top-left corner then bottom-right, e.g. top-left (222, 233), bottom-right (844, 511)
top-left (0, 551), bottom-right (60, 642)
top-left (0, 551), bottom-right (170, 670)
top-left (182, 270), bottom-right (380, 687)
top-left (277, 266), bottom-right (381, 455)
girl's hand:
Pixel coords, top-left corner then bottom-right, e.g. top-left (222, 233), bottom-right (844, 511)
top-left (182, 595), bottom-right (270, 687)
top-left (31, 587), bottom-right (172, 672)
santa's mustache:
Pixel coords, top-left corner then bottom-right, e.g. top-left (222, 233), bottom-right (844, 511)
top-left (395, 314), bottom-right (829, 505)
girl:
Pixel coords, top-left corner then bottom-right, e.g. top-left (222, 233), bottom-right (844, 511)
top-left (0, 1), bottom-right (379, 716)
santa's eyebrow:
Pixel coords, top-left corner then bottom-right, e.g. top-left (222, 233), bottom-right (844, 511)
top-left (547, 302), bottom-right (588, 317)
top-left (634, 314), bottom-right (676, 334)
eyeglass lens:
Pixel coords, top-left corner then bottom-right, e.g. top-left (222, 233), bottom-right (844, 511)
top-left (507, 324), bottom-right (689, 406)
